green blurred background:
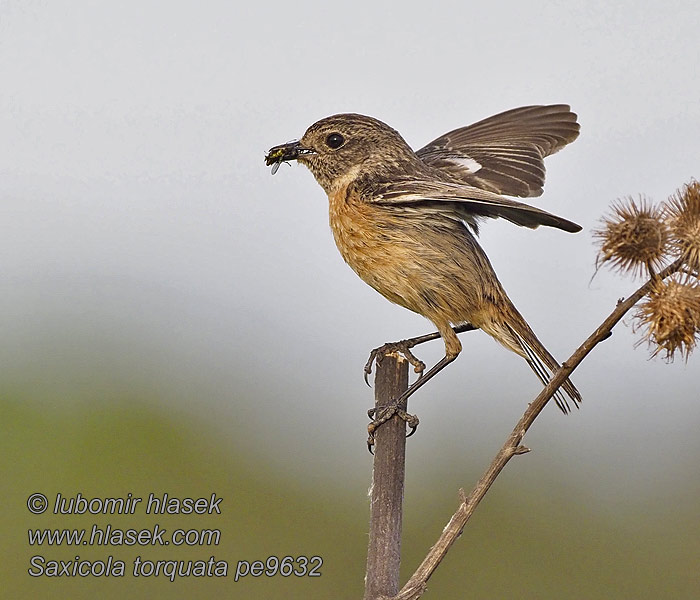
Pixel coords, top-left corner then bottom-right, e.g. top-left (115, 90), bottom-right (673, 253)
top-left (4, 373), bottom-right (700, 598)
top-left (3, 1), bottom-right (699, 598)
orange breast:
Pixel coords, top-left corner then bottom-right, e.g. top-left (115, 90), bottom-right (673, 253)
top-left (327, 184), bottom-right (417, 309)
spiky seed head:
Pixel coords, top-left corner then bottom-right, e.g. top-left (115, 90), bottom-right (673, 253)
top-left (664, 180), bottom-right (700, 273)
top-left (634, 275), bottom-right (700, 361)
top-left (593, 197), bottom-right (669, 277)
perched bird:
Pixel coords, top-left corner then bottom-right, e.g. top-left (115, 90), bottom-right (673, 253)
top-left (265, 105), bottom-right (582, 433)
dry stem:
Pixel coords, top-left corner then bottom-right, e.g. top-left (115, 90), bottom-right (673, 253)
top-left (364, 353), bottom-right (410, 600)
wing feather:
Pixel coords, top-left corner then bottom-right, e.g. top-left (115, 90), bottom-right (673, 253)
top-left (416, 105), bottom-right (580, 198)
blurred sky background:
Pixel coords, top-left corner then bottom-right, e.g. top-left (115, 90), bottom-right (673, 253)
top-left (2, 1), bottom-right (699, 598)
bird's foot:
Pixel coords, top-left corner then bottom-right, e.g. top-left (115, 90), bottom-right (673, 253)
top-left (364, 340), bottom-right (426, 386)
top-left (366, 404), bottom-right (419, 452)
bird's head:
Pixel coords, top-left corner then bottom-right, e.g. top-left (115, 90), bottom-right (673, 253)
top-left (265, 113), bottom-right (417, 193)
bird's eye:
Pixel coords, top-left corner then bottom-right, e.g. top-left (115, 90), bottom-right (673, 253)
top-left (325, 133), bottom-right (345, 149)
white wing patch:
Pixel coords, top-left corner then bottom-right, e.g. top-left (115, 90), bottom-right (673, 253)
top-left (448, 156), bottom-right (482, 173)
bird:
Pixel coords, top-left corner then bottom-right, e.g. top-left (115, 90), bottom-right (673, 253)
top-left (265, 105), bottom-right (582, 439)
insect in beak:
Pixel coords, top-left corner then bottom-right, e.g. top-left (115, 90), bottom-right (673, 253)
top-left (265, 141), bottom-right (315, 174)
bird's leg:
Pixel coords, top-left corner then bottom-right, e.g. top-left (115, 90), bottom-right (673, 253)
top-left (367, 354), bottom-right (458, 450)
top-left (363, 323), bottom-right (476, 385)
top-left (367, 324), bottom-right (468, 450)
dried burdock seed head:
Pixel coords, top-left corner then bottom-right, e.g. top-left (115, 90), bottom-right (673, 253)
top-left (634, 275), bottom-right (700, 361)
top-left (593, 197), bottom-right (669, 277)
top-left (664, 180), bottom-right (700, 273)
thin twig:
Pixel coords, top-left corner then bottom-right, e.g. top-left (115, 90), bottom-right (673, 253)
top-left (394, 259), bottom-right (684, 600)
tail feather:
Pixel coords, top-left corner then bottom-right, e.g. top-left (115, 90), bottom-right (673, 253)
top-left (509, 324), bottom-right (581, 413)
top-left (481, 306), bottom-right (581, 413)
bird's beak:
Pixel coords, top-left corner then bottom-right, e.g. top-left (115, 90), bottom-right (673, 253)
top-left (265, 140), bottom-right (315, 172)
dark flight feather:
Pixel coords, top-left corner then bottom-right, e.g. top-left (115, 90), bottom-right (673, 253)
top-left (369, 179), bottom-right (582, 233)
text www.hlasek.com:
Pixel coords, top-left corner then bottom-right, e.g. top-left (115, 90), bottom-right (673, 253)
top-left (28, 523), bottom-right (219, 547)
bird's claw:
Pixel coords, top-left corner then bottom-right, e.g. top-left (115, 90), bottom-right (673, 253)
top-left (366, 404), bottom-right (420, 452)
top-left (363, 340), bottom-right (426, 387)
top-left (363, 350), bottom-right (379, 387)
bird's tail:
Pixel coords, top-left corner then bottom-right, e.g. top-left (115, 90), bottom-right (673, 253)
top-left (480, 301), bottom-right (581, 413)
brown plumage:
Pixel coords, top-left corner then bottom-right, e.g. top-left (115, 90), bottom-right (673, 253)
top-left (266, 106), bottom-right (581, 412)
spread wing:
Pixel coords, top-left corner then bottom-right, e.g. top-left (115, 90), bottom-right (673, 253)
top-left (369, 179), bottom-right (582, 233)
top-left (416, 105), bottom-right (580, 198)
